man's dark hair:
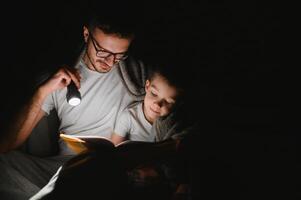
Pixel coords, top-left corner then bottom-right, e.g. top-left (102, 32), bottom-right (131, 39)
top-left (85, 6), bottom-right (136, 40)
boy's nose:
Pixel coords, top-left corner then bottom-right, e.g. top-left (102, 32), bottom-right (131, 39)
top-left (154, 100), bottom-right (163, 108)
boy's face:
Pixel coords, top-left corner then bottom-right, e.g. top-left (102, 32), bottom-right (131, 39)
top-left (83, 26), bottom-right (131, 73)
top-left (144, 73), bottom-right (179, 124)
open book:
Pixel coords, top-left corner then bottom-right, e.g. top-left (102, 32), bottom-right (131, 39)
top-left (60, 133), bottom-right (133, 154)
top-left (60, 133), bottom-right (179, 169)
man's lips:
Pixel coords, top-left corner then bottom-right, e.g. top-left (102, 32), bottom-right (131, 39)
top-left (101, 65), bottom-right (111, 70)
top-left (96, 60), bottom-right (112, 70)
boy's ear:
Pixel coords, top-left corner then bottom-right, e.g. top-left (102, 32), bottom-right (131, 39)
top-left (145, 80), bottom-right (150, 91)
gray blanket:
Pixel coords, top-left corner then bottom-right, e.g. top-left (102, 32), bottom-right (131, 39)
top-left (0, 151), bottom-right (72, 200)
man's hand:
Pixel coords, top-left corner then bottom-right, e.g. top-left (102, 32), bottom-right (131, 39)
top-left (39, 66), bottom-right (81, 98)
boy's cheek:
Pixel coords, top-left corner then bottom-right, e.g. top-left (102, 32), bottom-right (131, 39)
top-left (161, 108), bottom-right (170, 117)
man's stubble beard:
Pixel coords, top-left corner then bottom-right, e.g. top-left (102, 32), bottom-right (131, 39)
top-left (84, 50), bottom-right (112, 73)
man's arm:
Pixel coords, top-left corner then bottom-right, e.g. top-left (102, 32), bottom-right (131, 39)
top-left (0, 87), bottom-right (49, 153)
top-left (0, 66), bottom-right (81, 153)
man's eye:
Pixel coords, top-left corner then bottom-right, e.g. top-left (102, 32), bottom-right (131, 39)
top-left (99, 48), bottom-right (106, 52)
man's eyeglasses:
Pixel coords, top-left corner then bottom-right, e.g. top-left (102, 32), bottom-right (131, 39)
top-left (89, 33), bottom-right (128, 63)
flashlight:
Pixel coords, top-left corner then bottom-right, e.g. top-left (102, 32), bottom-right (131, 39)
top-left (66, 80), bottom-right (81, 106)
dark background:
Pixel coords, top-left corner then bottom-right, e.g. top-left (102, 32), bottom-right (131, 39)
top-left (0, 1), bottom-right (298, 199)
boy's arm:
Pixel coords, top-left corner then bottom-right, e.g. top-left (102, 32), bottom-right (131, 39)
top-left (112, 108), bottom-right (132, 146)
top-left (111, 133), bottom-right (126, 146)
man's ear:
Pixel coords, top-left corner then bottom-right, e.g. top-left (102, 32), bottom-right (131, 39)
top-left (83, 26), bottom-right (89, 43)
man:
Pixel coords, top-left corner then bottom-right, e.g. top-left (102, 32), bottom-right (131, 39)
top-left (0, 9), bottom-right (147, 199)
top-left (29, 40), bottom-right (197, 200)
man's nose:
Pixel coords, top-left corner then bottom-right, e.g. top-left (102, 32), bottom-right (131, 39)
top-left (104, 54), bottom-right (115, 66)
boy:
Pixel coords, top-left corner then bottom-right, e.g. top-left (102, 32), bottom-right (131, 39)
top-left (111, 65), bottom-right (183, 145)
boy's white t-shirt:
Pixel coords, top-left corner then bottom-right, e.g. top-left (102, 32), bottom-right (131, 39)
top-left (114, 101), bottom-right (156, 142)
top-left (42, 59), bottom-right (134, 155)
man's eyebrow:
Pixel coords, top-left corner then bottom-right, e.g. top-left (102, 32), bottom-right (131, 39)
top-left (93, 38), bottom-right (106, 50)
top-left (93, 37), bottom-right (127, 54)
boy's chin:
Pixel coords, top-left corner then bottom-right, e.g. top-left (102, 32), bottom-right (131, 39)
top-left (151, 115), bottom-right (161, 122)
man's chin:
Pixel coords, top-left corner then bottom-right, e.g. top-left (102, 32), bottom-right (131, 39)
top-left (96, 65), bottom-right (112, 73)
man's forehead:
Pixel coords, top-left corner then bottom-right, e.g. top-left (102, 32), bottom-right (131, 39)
top-left (92, 29), bottom-right (131, 53)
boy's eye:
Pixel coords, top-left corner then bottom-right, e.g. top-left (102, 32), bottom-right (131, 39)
top-left (166, 101), bottom-right (173, 106)
top-left (150, 91), bottom-right (157, 97)
top-left (165, 101), bottom-right (175, 108)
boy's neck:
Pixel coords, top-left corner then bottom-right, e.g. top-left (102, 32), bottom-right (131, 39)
top-left (142, 102), bottom-right (154, 125)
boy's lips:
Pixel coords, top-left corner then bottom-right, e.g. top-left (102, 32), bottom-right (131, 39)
top-left (150, 107), bottom-right (160, 115)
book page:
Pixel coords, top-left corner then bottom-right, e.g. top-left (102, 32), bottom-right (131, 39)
top-left (116, 140), bottom-right (152, 148)
top-left (60, 134), bottom-right (88, 154)
top-left (60, 133), bottom-right (114, 153)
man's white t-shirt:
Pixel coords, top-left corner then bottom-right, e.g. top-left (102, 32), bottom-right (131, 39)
top-left (114, 102), bottom-right (156, 142)
top-left (42, 59), bottom-right (135, 155)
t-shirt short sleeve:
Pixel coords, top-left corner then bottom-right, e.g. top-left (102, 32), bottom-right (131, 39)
top-left (114, 109), bottom-right (132, 137)
top-left (41, 93), bottom-right (55, 116)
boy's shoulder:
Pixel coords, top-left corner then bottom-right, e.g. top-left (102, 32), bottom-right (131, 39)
top-left (124, 101), bottom-right (143, 112)
top-left (120, 101), bottom-right (144, 122)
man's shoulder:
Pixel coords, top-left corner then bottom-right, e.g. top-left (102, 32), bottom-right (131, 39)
top-left (118, 57), bottom-right (149, 97)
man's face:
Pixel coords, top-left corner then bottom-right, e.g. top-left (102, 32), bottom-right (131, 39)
top-left (143, 74), bottom-right (178, 124)
top-left (83, 26), bottom-right (131, 73)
